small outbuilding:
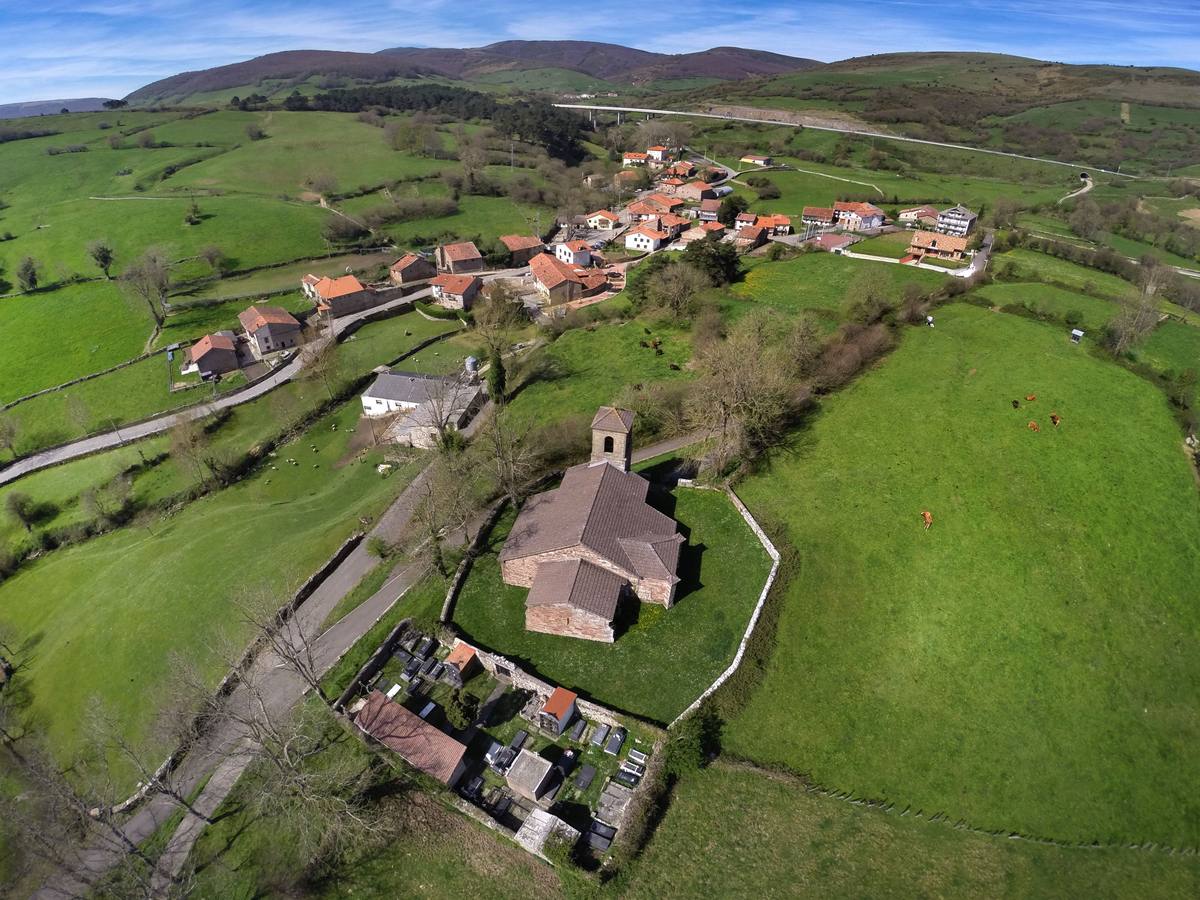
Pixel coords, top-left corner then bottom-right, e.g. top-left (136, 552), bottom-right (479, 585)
top-left (539, 687), bottom-right (579, 736)
top-left (1071, 329), bottom-right (1085, 344)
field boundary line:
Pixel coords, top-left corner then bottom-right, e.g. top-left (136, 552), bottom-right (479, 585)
top-left (715, 758), bottom-right (1200, 858)
top-left (669, 482), bottom-right (780, 728)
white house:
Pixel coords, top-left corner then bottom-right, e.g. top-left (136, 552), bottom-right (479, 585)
top-left (625, 224), bottom-right (668, 253)
top-left (555, 239), bottom-right (592, 268)
top-left (646, 145), bottom-right (669, 162)
top-left (586, 210), bottom-right (619, 230)
top-left (833, 201), bottom-right (886, 232)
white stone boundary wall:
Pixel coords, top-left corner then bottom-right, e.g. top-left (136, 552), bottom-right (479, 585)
top-left (669, 482), bottom-right (780, 728)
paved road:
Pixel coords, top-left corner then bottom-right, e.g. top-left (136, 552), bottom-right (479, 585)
top-left (0, 267), bottom-right (530, 488)
top-left (555, 104), bottom-right (1131, 178)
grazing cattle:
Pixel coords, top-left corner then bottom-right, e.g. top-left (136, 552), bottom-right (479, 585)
top-left (921, 510), bottom-right (933, 530)
top-left (1050, 413), bottom-right (1062, 427)
top-left (1025, 394), bottom-right (1037, 402)
top-left (1028, 421), bottom-right (1040, 432)
top-left (1011, 399), bottom-right (1020, 409)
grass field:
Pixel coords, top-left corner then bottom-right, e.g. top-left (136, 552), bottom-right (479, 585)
top-left (624, 764), bottom-right (1200, 899)
top-left (724, 303), bottom-right (1200, 845)
top-left (731, 252), bottom-right (947, 319)
top-left (452, 486), bottom-right (771, 723)
top-left (503, 319), bottom-right (693, 436)
top-left (1135, 320), bottom-right (1200, 407)
top-left (993, 248), bottom-right (1139, 300)
top-left (0, 400), bottom-right (427, 788)
top-left (0, 281), bottom-right (151, 402)
top-left (851, 231), bottom-right (914, 259)
top-left (974, 282), bottom-right (1118, 330)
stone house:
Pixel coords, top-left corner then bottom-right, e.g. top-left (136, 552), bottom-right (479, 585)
top-left (499, 234), bottom-right (545, 267)
top-left (833, 201), bottom-right (885, 232)
top-left (908, 230), bottom-right (968, 261)
top-left (238, 304), bottom-right (301, 356)
top-left (184, 332), bottom-right (240, 378)
top-left (435, 241), bottom-right (484, 274)
top-left (305, 273), bottom-right (380, 317)
top-left (430, 273), bottom-right (482, 310)
top-left (677, 180), bottom-right (716, 202)
top-left (499, 407), bottom-right (685, 642)
top-left (390, 253), bottom-right (436, 284)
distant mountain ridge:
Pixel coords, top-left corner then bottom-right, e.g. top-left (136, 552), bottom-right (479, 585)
top-left (0, 98), bottom-right (114, 119)
top-left (126, 41), bottom-right (822, 103)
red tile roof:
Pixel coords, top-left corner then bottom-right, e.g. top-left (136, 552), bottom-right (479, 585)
top-left (623, 151), bottom-right (648, 160)
top-left (757, 214), bottom-right (791, 229)
top-left (813, 233), bottom-right (855, 252)
top-left (647, 145), bottom-right (668, 152)
top-left (834, 201), bottom-right (884, 217)
top-left (431, 273), bottom-right (480, 295)
top-left (736, 225), bottom-right (766, 242)
top-left (238, 304), bottom-right (299, 334)
top-left (355, 691), bottom-right (467, 785)
top-left (313, 274), bottom-right (365, 300)
top-left (439, 241), bottom-right (482, 262)
top-left (802, 206), bottom-right (835, 221)
top-left (530, 252), bottom-right (581, 290)
top-left (541, 686), bottom-right (578, 719)
top-left (391, 253), bottom-right (429, 274)
top-left (909, 230), bottom-right (968, 253)
top-left (563, 239), bottom-right (591, 252)
top-left (445, 642), bottom-right (477, 672)
top-left (660, 177), bottom-right (686, 187)
top-left (587, 210), bottom-right (618, 222)
top-left (499, 234), bottom-right (544, 252)
top-left (627, 223), bottom-right (669, 241)
top-left (189, 332), bottom-right (235, 361)
top-left (700, 198), bottom-right (721, 212)
top-left (701, 221), bottom-right (726, 232)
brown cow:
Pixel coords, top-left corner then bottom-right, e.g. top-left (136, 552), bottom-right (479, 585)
top-left (921, 510), bottom-right (933, 530)
top-left (1028, 421), bottom-right (1040, 432)
top-left (1025, 394), bottom-right (1037, 402)
top-left (1050, 413), bottom-right (1062, 427)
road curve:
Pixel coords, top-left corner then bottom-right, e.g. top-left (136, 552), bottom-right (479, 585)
top-left (556, 104), bottom-right (1130, 178)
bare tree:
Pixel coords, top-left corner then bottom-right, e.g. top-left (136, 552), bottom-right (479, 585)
top-left (646, 262), bottom-right (709, 321)
top-left (1110, 255), bottom-right (1165, 354)
top-left (474, 280), bottom-right (525, 354)
top-left (169, 417), bottom-right (211, 487)
top-left (65, 393), bottom-right (92, 437)
top-left (474, 411), bottom-right (539, 507)
top-left (121, 246), bottom-right (172, 332)
top-left (231, 590), bottom-right (330, 704)
top-left (411, 456), bottom-right (479, 575)
top-left (686, 312), bottom-right (794, 472)
top-left (301, 333), bottom-right (341, 400)
top-left (419, 373), bottom-right (479, 451)
top-left (88, 704), bottom-right (212, 824)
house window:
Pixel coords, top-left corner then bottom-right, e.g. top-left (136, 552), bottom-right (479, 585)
top-left (603, 436), bottom-right (614, 453)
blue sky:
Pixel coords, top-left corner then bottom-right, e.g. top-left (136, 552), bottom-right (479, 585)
top-left (2, 0), bottom-right (1198, 104)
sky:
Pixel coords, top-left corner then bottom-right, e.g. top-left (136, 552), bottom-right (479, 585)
top-left (1, 0), bottom-right (1199, 104)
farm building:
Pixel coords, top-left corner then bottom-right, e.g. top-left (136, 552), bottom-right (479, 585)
top-left (698, 198), bottom-right (721, 222)
top-left (898, 205), bottom-right (939, 228)
top-left (183, 332), bottom-right (240, 378)
top-left (676, 180), bottom-right (716, 202)
top-left (430, 273), bottom-right (482, 310)
top-left (740, 153), bottom-right (772, 166)
top-left (529, 252), bottom-right (608, 306)
top-left (361, 370), bottom-right (461, 417)
top-left (499, 234), bottom-right (545, 267)
top-left (499, 407), bottom-right (685, 642)
top-left (238, 305), bottom-right (301, 356)
top-left (622, 151), bottom-right (649, 167)
top-left (353, 690), bottom-right (468, 786)
top-left (303, 273), bottom-right (380, 316)
top-left (390, 253), bottom-right (436, 284)
top-left (435, 241), bottom-right (484, 274)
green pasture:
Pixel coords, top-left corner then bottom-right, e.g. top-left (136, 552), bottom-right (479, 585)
top-left (0, 400), bottom-right (426, 789)
top-left (724, 303), bottom-right (1200, 845)
top-left (626, 765), bottom-right (1200, 899)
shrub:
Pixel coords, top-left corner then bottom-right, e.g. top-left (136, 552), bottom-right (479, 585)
top-left (1064, 309), bottom-right (1083, 327)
